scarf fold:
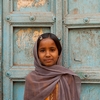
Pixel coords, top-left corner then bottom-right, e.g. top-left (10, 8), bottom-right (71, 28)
top-left (24, 41), bottom-right (81, 100)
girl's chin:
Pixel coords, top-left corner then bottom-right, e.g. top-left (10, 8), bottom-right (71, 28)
top-left (42, 63), bottom-right (55, 67)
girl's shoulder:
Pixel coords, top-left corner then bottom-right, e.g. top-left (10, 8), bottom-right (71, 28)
top-left (25, 71), bottom-right (36, 81)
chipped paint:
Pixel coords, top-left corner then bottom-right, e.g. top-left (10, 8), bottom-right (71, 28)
top-left (73, 8), bottom-right (79, 14)
top-left (34, 0), bottom-right (47, 7)
top-left (74, 0), bottom-right (77, 2)
top-left (32, 29), bottom-right (43, 42)
top-left (16, 28), bottom-right (43, 49)
top-left (17, 0), bottom-right (33, 10)
top-left (17, 0), bottom-right (47, 10)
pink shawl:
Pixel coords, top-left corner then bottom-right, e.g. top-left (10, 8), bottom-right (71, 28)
top-left (24, 41), bottom-right (81, 100)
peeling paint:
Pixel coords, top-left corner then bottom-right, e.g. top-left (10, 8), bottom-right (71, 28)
top-left (73, 8), bottom-right (79, 14)
top-left (73, 0), bottom-right (77, 2)
top-left (16, 28), bottom-right (43, 49)
top-left (69, 29), bottom-right (100, 68)
top-left (34, 0), bottom-right (47, 7)
top-left (17, 0), bottom-right (47, 10)
top-left (32, 29), bottom-right (43, 42)
top-left (17, 0), bottom-right (33, 10)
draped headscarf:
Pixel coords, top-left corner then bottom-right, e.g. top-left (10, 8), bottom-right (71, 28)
top-left (24, 38), bottom-right (81, 100)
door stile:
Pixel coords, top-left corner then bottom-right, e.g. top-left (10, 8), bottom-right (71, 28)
top-left (56, 0), bottom-right (62, 41)
top-left (0, 0), bottom-right (3, 99)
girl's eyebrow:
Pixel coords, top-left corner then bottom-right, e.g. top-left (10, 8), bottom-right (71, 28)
top-left (39, 47), bottom-right (55, 48)
top-left (50, 47), bottom-right (56, 48)
top-left (39, 47), bottom-right (56, 50)
top-left (39, 47), bottom-right (45, 49)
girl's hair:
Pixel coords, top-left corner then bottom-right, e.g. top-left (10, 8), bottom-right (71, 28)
top-left (37, 33), bottom-right (62, 55)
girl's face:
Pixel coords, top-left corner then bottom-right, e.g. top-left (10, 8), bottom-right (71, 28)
top-left (38, 38), bottom-right (59, 67)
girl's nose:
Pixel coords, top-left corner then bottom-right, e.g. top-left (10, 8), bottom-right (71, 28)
top-left (45, 50), bottom-right (50, 57)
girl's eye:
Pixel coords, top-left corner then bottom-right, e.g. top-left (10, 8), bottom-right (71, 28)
top-left (50, 49), bottom-right (55, 52)
top-left (39, 49), bottom-right (45, 52)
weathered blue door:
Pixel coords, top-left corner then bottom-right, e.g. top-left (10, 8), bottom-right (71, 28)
top-left (2, 0), bottom-right (100, 100)
top-left (3, 0), bottom-right (62, 100)
top-left (62, 0), bottom-right (100, 100)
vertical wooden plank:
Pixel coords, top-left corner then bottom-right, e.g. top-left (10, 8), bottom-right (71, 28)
top-left (0, 0), bottom-right (2, 99)
top-left (56, 0), bottom-right (62, 39)
top-left (0, 25), bottom-right (2, 100)
top-left (3, 0), bottom-right (12, 99)
top-left (62, 26), bottom-right (69, 67)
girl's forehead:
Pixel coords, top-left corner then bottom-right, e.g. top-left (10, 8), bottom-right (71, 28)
top-left (40, 37), bottom-right (53, 42)
top-left (38, 38), bottom-right (56, 47)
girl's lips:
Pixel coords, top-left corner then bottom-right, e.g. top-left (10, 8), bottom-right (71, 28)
top-left (44, 59), bottom-right (53, 62)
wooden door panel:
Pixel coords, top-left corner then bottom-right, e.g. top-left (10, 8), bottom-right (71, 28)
top-left (81, 83), bottom-right (100, 100)
top-left (13, 81), bottom-right (25, 100)
top-left (10, 0), bottom-right (55, 23)
top-left (68, 28), bottom-right (100, 69)
top-left (6, 13), bottom-right (55, 23)
top-left (63, 1), bottom-right (100, 73)
top-left (6, 26), bottom-right (52, 78)
top-left (5, 0), bottom-right (56, 24)
top-left (63, 27), bottom-right (100, 80)
top-left (64, 13), bottom-right (100, 25)
top-left (68, 0), bottom-right (100, 14)
top-left (3, 0), bottom-right (59, 99)
top-left (13, 27), bottom-right (50, 66)
top-left (13, 0), bottom-right (52, 12)
top-left (63, 0), bottom-right (100, 100)
top-left (64, 0), bottom-right (100, 25)
top-left (12, 83), bottom-right (100, 100)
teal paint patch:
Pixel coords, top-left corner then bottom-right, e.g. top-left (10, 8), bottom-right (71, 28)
top-left (13, 82), bottom-right (25, 100)
top-left (81, 83), bottom-right (100, 100)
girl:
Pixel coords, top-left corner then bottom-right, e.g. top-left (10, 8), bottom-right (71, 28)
top-left (24, 33), bottom-right (81, 100)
